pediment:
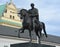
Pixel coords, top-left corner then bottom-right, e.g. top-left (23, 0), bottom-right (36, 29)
top-left (7, 3), bottom-right (17, 10)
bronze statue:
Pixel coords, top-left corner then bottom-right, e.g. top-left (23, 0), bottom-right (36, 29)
top-left (28, 3), bottom-right (39, 30)
top-left (17, 3), bottom-right (47, 43)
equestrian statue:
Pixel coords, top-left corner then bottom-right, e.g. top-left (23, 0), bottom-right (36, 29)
top-left (17, 3), bottom-right (47, 43)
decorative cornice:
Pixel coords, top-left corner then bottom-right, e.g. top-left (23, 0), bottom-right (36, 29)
top-left (1, 17), bottom-right (22, 22)
top-left (0, 17), bottom-right (22, 27)
top-left (0, 23), bottom-right (22, 29)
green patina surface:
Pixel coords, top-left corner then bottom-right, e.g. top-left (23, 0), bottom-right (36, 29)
top-left (0, 19), bottom-right (22, 27)
top-left (0, 4), bottom-right (6, 17)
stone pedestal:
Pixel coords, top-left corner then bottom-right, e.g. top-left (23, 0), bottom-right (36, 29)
top-left (11, 42), bottom-right (55, 47)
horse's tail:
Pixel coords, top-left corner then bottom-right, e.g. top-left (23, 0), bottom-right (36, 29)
top-left (42, 22), bottom-right (47, 37)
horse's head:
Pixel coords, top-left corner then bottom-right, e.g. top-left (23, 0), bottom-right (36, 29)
top-left (20, 9), bottom-right (28, 19)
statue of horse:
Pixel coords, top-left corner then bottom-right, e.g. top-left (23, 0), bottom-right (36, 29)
top-left (18, 9), bottom-right (47, 42)
top-left (34, 18), bottom-right (47, 38)
top-left (18, 9), bottom-right (32, 42)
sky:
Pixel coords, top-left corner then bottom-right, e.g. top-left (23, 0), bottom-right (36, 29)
top-left (0, 0), bottom-right (60, 37)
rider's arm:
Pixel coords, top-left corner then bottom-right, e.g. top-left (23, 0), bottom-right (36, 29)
top-left (35, 8), bottom-right (39, 21)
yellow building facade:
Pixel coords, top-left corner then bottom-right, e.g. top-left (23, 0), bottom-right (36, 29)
top-left (0, 0), bottom-right (22, 28)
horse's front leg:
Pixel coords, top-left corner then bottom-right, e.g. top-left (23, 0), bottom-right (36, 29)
top-left (20, 28), bottom-right (24, 33)
top-left (18, 28), bottom-right (23, 38)
top-left (29, 29), bottom-right (32, 43)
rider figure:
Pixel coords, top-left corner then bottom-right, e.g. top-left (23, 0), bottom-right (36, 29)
top-left (28, 3), bottom-right (39, 30)
top-left (20, 3), bottom-right (39, 33)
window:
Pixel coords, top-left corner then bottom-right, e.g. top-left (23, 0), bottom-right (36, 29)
top-left (5, 9), bottom-right (7, 13)
top-left (13, 16), bottom-right (14, 19)
top-left (10, 15), bottom-right (12, 19)
top-left (10, 15), bottom-right (15, 19)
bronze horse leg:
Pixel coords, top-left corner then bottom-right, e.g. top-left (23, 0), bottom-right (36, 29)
top-left (41, 22), bottom-right (47, 37)
top-left (18, 27), bottom-right (25, 38)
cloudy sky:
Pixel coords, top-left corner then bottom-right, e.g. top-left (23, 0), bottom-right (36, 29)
top-left (0, 0), bottom-right (60, 37)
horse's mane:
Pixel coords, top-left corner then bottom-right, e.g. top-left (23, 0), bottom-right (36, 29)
top-left (20, 9), bottom-right (28, 12)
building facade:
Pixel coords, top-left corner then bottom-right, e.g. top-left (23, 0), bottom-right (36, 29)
top-left (0, 0), bottom-right (22, 28)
